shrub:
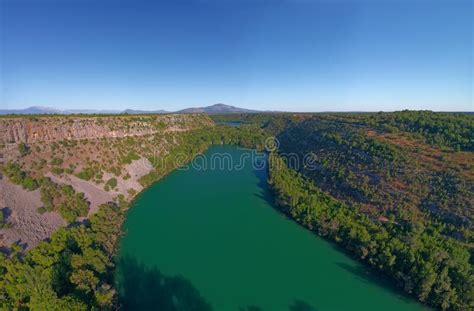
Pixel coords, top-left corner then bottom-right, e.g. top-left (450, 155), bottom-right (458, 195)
top-left (22, 176), bottom-right (38, 190)
top-left (109, 166), bottom-right (121, 177)
top-left (120, 151), bottom-right (140, 164)
top-left (0, 209), bottom-right (6, 228)
top-left (39, 178), bottom-right (89, 222)
top-left (76, 167), bottom-right (95, 181)
top-left (61, 185), bottom-right (75, 196)
top-left (51, 167), bottom-right (64, 175)
top-left (18, 143), bottom-right (30, 156)
top-left (51, 157), bottom-right (63, 166)
top-left (105, 178), bottom-right (117, 189)
top-left (2, 162), bottom-right (39, 190)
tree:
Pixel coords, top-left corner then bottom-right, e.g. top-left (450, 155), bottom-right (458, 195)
top-left (18, 143), bottom-right (30, 156)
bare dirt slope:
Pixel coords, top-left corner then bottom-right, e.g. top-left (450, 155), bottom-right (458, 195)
top-left (46, 157), bottom-right (153, 215)
top-left (0, 178), bottom-right (66, 250)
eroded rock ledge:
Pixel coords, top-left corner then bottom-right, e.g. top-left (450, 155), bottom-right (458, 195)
top-left (0, 114), bottom-right (212, 144)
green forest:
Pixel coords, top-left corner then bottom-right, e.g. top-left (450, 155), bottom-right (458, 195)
top-left (268, 153), bottom-right (472, 310)
top-left (0, 111), bottom-right (472, 310)
top-left (0, 124), bottom-right (267, 309)
top-left (0, 202), bottom-right (125, 309)
top-left (214, 111), bottom-right (473, 310)
top-left (267, 112), bottom-right (473, 310)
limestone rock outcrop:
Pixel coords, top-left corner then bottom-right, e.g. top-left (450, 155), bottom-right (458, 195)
top-left (0, 115), bottom-right (212, 144)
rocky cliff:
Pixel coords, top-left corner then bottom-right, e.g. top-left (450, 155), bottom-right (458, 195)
top-left (0, 114), bottom-right (213, 144)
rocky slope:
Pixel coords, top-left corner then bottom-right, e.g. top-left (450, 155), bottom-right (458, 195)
top-left (0, 114), bottom-right (214, 250)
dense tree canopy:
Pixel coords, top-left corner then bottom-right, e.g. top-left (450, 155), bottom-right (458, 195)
top-left (268, 153), bottom-right (473, 310)
top-left (1, 111), bottom-right (472, 310)
top-left (0, 202), bottom-right (125, 309)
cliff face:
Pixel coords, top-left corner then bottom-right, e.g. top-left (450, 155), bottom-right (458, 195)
top-left (0, 114), bottom-right (213, 144)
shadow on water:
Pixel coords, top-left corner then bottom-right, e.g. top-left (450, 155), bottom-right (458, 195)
top-left (115, 256), bottom-right (212, 311)
top-left (289, 299), bottom-right (319, 311)
top-left (335, 262), bottom-right (418, 305)
top-left (239, 306), bottom-right (264, 311)
top-left (252, 155), bottom-right (275, 207)
top-left (238, 300), bottom-right (318, 311)
top-left (335, 261), bottom-right (385, 286)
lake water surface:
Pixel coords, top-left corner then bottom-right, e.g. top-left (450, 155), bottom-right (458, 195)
top-left (115, 145), bottom-right (427, 311)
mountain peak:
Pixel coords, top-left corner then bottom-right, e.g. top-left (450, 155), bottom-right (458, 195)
top-left (211, 103), bottom-right (229, 107)
top-left (176, 104), bottom-right (257, 114)
top-left (0, 104), bottom-right (261, 115)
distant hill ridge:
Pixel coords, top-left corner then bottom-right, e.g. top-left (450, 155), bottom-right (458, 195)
top-left (0, 104), bottom-right (259, 115)
top-left (176, 103), bottom-right (258, 114)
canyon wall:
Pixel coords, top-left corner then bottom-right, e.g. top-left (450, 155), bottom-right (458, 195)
top-left (0, 114), bottom-right (213, 144)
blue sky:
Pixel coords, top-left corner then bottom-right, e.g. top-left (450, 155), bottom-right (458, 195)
top-left (0, 0), bottom-right (472, 112)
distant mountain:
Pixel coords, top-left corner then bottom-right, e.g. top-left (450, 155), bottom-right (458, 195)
top-left (65, 109), bottom-right (122, 114)
top-left (123, 109), bottom-right (169, 114)
top-left (0, 104), bottom-right (260, 115)
top-left (0, 106), bottom-right (63, 115)
top-left (176, 103), bottom-right (258, 114)
top-left (0, 106), bottom-right (122, 115)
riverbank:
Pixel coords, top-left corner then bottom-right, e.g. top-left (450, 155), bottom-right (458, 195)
top-left (115, 145), bottom-right (427, 311)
